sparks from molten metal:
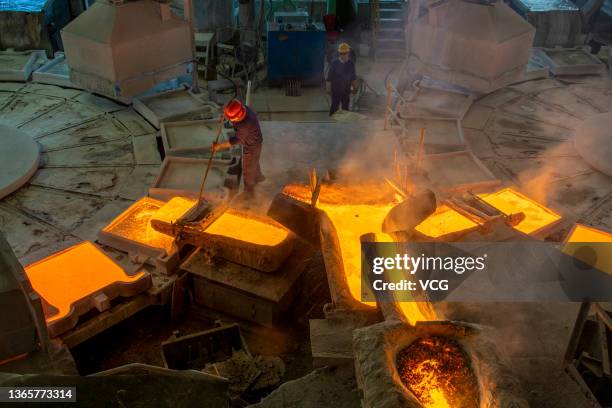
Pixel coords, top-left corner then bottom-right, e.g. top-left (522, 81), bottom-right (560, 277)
top-left (397, 336), bottom-right (479, 408)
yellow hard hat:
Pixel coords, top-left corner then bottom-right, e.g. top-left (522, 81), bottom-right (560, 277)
top-left (338, 42), bottom-right (351, 53)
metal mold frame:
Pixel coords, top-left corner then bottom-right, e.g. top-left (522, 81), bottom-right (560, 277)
top-left (398, 79), bottom-right (474, 121)
top-left (133, 87), bottom-right (220, 129)
top-left (532, 47), bottom-right (607, 76)
top-left (160, 118), bottom-right (238, 159)
top-left (24, 241), bottom-right (152, 337)
top-left (421, 150), bottom-right (501, 193)
top-left (0, 50), bottom-right (47, 82)
top-left (31, 52), bottom-right (80, 89)
top-left (399, 117), bottom-right (467, 152)
top-left (97, 197), bottom-right (182, 275)
top-left (148, 156), bottom-right (236, 202)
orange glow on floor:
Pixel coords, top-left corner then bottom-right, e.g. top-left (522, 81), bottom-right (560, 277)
top-left (102, 197), bottom-right (176, 253)
top-left (414, 204), bottom-right (479, 239)
top-left (24, 242), bottom-right (146, 324)
top-left (478, 188), bottom-right (561, 235)
top-left (204, 210), bottom-right (290, 246)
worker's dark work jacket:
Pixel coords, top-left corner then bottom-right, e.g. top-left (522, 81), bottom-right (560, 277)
top-left (327, 59), bottom-right (356, 94)
top-left (229, 106), bottom-right (264, 192)
top-left (327, 59), bottom-right (356, 115)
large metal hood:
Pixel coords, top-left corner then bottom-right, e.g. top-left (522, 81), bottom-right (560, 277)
top-left (61, 0), bottom-right (193, 102)
top-left (407, 0), bottom-right (536, 93)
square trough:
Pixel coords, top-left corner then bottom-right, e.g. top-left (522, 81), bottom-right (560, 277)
top-left (133, 88), bottom-right (219, 129)
top-left (23, 241), bottom-right (152, 337)
top-left (149, 156), bottom-right (237, 202)
top-left (97, 197), bottom-right (184, 274)
top-left (0, 50), bottom-right (47, 82)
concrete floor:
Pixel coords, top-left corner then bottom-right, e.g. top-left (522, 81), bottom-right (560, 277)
top-left (0, 57), bottom-right (611, 407)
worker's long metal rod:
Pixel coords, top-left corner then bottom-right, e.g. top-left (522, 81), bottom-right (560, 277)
top-left (196, 114), bottom-right (225, 205)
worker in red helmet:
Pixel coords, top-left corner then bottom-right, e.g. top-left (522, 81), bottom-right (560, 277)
top-left (212, 99), bottom-right (265, 198)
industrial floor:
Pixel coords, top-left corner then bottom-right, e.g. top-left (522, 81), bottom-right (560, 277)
top-left (0, 57), bottom-right (611, 407)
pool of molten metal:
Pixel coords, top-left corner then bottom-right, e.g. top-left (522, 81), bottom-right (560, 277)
top-left (283, 184), bottom-right (483, 324)
top-left (478, 188), bottom-right (561, 235)
top-left (396, 336), bottom-right (479, 408)
top-left (24, 242), bottom-right (147, 324)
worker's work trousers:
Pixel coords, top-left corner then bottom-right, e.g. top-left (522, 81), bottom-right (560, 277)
top-left (242, 144), bottom-right (264, 193)
top-left (329, 90), bottom-right (350, 115)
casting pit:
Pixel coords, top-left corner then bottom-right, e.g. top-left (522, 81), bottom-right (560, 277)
top-left (353, 320), bottom-right (528, 408)
top-left (396, 336), bottom-right (479, 408)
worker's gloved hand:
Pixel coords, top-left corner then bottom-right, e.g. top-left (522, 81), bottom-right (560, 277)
top-left (211, 142), bottom-right (222, 152)
top-left (351, 87), bottom-right (358, 94)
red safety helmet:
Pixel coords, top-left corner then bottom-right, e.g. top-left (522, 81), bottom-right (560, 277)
top-left (224, 99), bottom-right (247, 123)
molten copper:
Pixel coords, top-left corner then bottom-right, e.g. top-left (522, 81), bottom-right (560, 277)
top-left (565, 223), bottom-right (612, 243)
top-left (478, 188), bottom-right (561, 235)
top-left (24, 242), bottom-right (147, 324)
top-left (205, 210), bottom-right (290, 246)
top-left (102, 197), bottom-right (176, 253)
top-left (414, 204), bottom-right (479, 239)
top-left (283, 182), bottom-right (397, 205)
top-left (283, 182), bottom-right (438, 324)
top-left (397, 336), bottom-right (479, 408)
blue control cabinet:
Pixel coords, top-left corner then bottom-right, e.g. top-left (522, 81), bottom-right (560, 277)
top-left (266, 21), bottom-right (326, 86)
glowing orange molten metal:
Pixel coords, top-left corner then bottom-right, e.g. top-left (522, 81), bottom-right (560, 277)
top-left (563, 224), bottom-right (612, 276)
top-left (565, 224), bottom-right (612, 243)
top-left (102, 197), bottom-right (177, 253)
top-left (204, 210), bottom-right (290, 246)
top-left (414, 204), bottom-right (479, 239)
top-left (478, 188), bottom-right (561, 235)
top-left (283, 183), bottom-right (439, 324)
top-left (397, 336), bottom-right (479, 408)
top-left (24, 242), bottom-right (146, 324)
top-left (319, 203), bottom-right (397, 308)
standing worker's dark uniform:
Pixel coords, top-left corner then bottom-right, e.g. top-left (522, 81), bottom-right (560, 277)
top-left (327, 58), bottom-right (356, 115)
top-left (229, 106), bottom-right (264, 194)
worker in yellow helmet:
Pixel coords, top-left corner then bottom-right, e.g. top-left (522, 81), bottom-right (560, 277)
top-left (326, 42), bottom-right (357, 115)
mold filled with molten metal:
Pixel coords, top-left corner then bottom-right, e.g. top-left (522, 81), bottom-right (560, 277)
top-left (24, 242), bottom-right (147, 324)
top-left (101, 197), bottom-right (177, 253)
top-left (204, 211), bottom-right (290, 246)
top-left (414, 204), bottom-right (479, 239)
top-left (565, 223), bottom-right (612, 243)
top-left (478, 187), bottom-right (561, 235)
top-left (396, 336), bottom-right (479, 408)
top-left (563, 223), bottom-right (612, 276)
